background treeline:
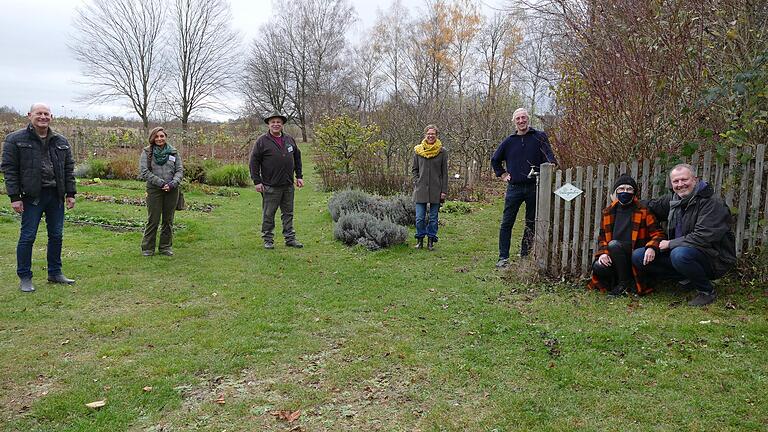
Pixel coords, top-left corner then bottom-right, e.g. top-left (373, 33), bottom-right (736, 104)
top-left (242, 0), bottom-right (767, 192)
top-left (5, 0), bottom-right (765, 196)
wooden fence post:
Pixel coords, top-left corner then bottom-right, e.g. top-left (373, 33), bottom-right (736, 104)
top-left (749, 144), bottom-right (765, 249)
top-left (535, 163), bottom-right (555, 272)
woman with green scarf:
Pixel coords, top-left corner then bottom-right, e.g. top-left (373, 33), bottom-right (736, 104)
top-left (139, 127), bottom-right (184, 256)
top-left (412, 124), bottom-right (449, 251)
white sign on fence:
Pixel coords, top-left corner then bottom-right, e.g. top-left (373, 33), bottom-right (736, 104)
top-left (554, 183), bottom-right (583, 201)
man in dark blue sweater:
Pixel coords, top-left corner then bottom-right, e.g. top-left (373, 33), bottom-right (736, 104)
top-left (491, 108), bottom-right (557, 268)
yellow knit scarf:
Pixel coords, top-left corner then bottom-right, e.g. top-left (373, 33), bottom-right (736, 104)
top-left (414, 138), bottom-right (443, 158)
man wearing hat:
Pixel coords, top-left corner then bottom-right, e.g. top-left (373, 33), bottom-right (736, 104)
top-left (249, 112), bottom-right (304, 249)
top-left (632, 164), bottom-right (736, 306)
top-left (588, 174), bottom-right (665, 296)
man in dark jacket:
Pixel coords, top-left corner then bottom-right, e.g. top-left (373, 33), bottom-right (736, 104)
top-left (249, 112), bottom-right (304, 250)
top-left (491, 108), bottom-right (557, 268)
top-left (632, 164), bottom-right (736, 306)
top-left (1, 103), bottom-right (77, 292)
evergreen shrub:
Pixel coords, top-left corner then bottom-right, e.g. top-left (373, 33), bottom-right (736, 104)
top-left (328, 189), bottom-right (415, 225)
top-left (333, 211), bottom-right (407, 250)
top-left (184, 160), bottom-right (208, 183)
top-left (87, 158), bottom-right (110, 178)
top-left (441, 201), bottom-right (472, 214)
top-left (207, 164), bottom-right (250, 187)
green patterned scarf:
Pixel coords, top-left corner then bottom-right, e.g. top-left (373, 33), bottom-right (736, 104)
top-left (152, 144), bottom-right (175, 166)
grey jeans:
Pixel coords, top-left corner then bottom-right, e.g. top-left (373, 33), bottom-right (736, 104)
top-left (261, 184), bottom-right (295, 242)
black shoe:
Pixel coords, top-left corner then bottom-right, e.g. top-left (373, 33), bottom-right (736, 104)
top-left (688, 291), bottom-right (717, 307)
top-left (414, 238), bottom-right (424, 249)
top-left (608, 281), bottom-right (629, 297)
top-left (159, 249), bottom-right (174, 256)
top-left (264, 241), bottom-right (275, 250)
top-left (285, 239), bottom-right (304, 248)
top-left (48, 274), bottom-right (75, 284)
top-left (20, 278), bottom-right (35, 293)
top-left (142, 250), bottom-right (154, 256)
top-left (427, 237), bottom-right (435, 251)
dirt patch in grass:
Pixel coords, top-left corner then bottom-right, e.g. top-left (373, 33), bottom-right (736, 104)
top-left (152, 338), bottom-right (432, 431)
top-left (0, 373), bottom-right (59, 422)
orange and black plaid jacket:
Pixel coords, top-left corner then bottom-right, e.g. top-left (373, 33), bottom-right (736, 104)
top-left (587, 197), bottom-right (665, 295)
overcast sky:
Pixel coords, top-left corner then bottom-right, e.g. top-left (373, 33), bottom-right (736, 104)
top-left (0, 0), bottom-right (503, 121)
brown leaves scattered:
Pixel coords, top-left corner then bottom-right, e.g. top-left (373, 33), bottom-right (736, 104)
top-left (543, 338), bottom-right (561, 357)
top-left (214, 394), bottom-right (226, 405)
top-left (270, 409), bottom-right (301, 423)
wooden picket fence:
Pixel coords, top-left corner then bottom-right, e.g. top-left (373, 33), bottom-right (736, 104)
top-left (532, 144), bottom-right (767, 278)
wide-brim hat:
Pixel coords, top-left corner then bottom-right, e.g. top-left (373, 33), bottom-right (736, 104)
top-left (264, 111), bottom-right (288, 124)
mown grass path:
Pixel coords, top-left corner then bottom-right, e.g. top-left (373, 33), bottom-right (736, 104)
top-left (1, 144), bottom-right (766, 431)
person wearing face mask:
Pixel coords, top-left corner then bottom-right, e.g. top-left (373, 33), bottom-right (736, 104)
top-left (632, 164), bottom-right (736, 306)
top-left (588, 174), bottom-right (665, 296)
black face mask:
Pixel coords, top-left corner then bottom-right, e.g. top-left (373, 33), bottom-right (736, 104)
top-left (617, 192), bottom-right (634, 205)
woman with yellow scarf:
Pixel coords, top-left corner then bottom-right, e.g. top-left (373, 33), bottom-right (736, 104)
top-left (412, 124), bottom-right (449, 250)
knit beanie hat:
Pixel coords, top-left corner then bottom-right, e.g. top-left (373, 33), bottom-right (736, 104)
top-left (613, 173), bottom-right (638, 193)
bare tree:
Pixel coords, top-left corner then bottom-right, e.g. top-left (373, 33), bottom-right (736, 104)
top-left (243, 27), bottom-right (291, 116)
top-left (70, 0), bottom-right (165, 132)
top-left (243, 0), bottom-right (354, 142)
top-left (344, 40), bottom-right (385, 124)
top-left (372, 1), bottom-right (411, 99)
top-left (514, 17), bottom-right (556, 118)
top-left (167, 0), bottom-right (241, 130)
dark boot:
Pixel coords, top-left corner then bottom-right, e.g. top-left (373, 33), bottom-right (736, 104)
top-left (48, 274), bottom-right (75, 284)
top-left (688, 291), bottom-right (717, 307)
top-left (427, 238), bottom-right (435, 251)
top-left (414, 238), bottom-right (423, 249)
top-left (19, 277), bottom-right (35, 293)
top-left (608, 281), bottom-right (629, 297)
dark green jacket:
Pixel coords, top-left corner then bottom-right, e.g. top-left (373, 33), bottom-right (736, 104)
top-left (647, 183), bottom-right (736, 278)
top-left (1, 124), bottom-right (76, 202)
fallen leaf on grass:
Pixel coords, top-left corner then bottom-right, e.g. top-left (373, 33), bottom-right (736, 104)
top-left (86, 400), bottom-right (106, 409)
top-left (699, 319), bottom-right (721, 325)
top-left (214, 394), bottom-right (226, 405)
top-left (143, 386), bottom-right (153, 392)
top-left (271, 409), bottom-right (301, 423)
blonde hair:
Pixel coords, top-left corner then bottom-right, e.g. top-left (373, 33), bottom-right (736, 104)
top-left (147, 126), bottom-right (166, 145)
top-left (424, 124), bottom-right (438, 134)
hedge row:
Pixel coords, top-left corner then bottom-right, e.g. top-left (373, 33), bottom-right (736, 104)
top-left (74, 158), bottom-right (251, 187)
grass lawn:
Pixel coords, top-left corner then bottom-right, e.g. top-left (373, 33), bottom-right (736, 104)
top-left (1, 144), bottom-right (766, 431)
